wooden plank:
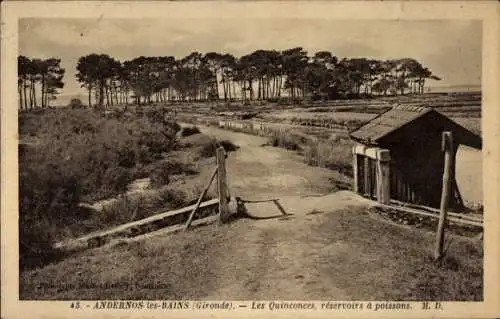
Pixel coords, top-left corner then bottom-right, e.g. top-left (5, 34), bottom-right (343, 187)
top-left (389, 199), bottom-right (483, 222)
top-left (116, 215), bottom-right (219, 247)
top-left (184, 166), bottom-right (218, 230)
top-left (371, 159), bottom-right (377, 198)
top-left (364, 156), bottom-right (370, 197)
top-left (377, 203), bottom-right (483, 228)
top-left (217, 147), bottom-right (229, 225)
top-left (376, 150), bottom-right (391, 204)
top-left (352, 147), bottom-right (359, 193)
top-left (73, 198), bottom-right (220, 243)
top-left (435, 132), bottom-right (453, 260)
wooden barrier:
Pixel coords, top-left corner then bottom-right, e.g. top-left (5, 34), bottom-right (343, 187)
top-left (434, 131), bottom-right (453, 260)
top-left (184, 166), bottom-right (218, 230)
top-left (55, 198), bottom-right (220, 251)
top-left (376, 202), bottom-right (483, 228)
top-left (353, 145), bottom-right (391, 204)
top-left (56, 146), bottom-right (233, 251)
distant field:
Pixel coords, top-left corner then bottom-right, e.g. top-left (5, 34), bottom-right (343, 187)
top-left (175, 91), bottom-right (482, 136)
top-left (451, 117), bottom-right (482, 136)
top-left (258, 110), bottom-right (378, 122)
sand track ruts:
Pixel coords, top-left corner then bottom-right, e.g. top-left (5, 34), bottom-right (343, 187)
top-left (178, 124), bottom-right (371, 299)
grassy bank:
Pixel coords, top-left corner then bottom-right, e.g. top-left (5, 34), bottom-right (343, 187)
top-left (19, 108), bottom-right (235, 270)
top-left (204, 119), bottom-right (355, 179)
top-left (20, 206), bottom-right (482, 300)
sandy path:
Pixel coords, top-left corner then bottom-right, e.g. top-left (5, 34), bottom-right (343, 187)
top-left (181, 124), bottom-right (369, 299)
top-left (192, 124), bottom-right (350, 200)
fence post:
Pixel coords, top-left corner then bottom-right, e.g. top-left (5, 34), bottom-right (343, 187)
top-left (352, 146), bottom-right (359, 193)
top-left (376, 149), bottom-right (391, 204)
top-left (364, 156), bottom-right (370, 197)
top-left (217, 147), bottom-right (229, 225)
top-left (434, 131), bottom-right (453, 261)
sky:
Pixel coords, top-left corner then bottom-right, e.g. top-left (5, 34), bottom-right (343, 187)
top-left (19, 18), bottom-right (482, 97)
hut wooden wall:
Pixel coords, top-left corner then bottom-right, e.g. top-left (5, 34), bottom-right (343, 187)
top-left (379, 112), bottom-right (461, 209)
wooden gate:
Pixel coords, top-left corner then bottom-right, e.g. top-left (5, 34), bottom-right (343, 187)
top-left (357, 155), bottom-right (377, 199)
top-left (353, 145), bottom-right (391, 204)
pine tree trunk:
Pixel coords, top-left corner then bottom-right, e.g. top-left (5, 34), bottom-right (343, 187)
top-left (249, 80), bottom-right (254, 101)
top-left (32, 80), bottom-right (37, 108)
top-left (222, 70), bottom-right (227, 101)
top-left (23, 79), bottom-right (28, 110)
top-left (99, 78), bottom-right (105, 107)
top-left (41, 74), bottom-right (45, 108)
top-left (88, 83), bottom-right (92, 108)
top-left (257, 78), bottom-right (261, 100)
top-left (278, 77), bottom-right (282, 97)
top-left (232, 81), bottom-right (236, 101)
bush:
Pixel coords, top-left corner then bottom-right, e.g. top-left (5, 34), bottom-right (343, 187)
top-left (149, 159), bottom-right (197, 188)
top-left (270, 135), bottom-right (299, 150)
top-left (180, 126), bottom-right (201, 137)
top-left (68, 98), bottom-right (85, 109)
top-left (276, 97), bottom-right (290, 105)
top-left (217, 139), bottom-right (239, 152)
top-left (302, 140), bottom-right (353, 177)
top-left (18, 108), bottom-right (181, 269)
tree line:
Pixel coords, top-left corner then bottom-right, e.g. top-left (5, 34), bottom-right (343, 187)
top-left (75, 49), bottom-right (441, 108)
top-left (19, 48), bottom-right (442, 110)
top-left (18, 56), bottom-right (65, 110)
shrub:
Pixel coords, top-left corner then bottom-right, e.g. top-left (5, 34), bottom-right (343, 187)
top-left (302, 140), bottom-right (353, 177)
top-left (178, 133), bottom-right (218, 158)
top-left (102, 167), bottom-right (132, 195)
top-left (269, 133), bottom-right (299, 150)
top-left (180, 126), bottom-right (201, 137)
top-left (149, 159), bottom-right (197, 188)
top-left (68, 98), bottom-right (85, 109)
top-left (18, 108), bottom-right (181, 269)
top-left (276, 97), bottom-right (290, 105)
top-left (239, 112), bottom-right (258, 120)
top-left (217, 139), bottom-right (239, 152)
top-left (19, 160), bottom-right (82, 269)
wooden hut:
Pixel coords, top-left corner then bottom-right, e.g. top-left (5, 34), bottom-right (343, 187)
top-left (349, 105), bottom-right (482, 210)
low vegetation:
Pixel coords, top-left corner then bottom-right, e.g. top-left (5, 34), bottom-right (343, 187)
top-left (180, 126), bottom-right (201, 137)
top-left (18, 107), bottom-right (240, 270)
top-left (214, 121), bottom-right (355, 179)
top-left (20, 206), bottom-right (482, 300)
top-left (268, 130), bottom-right (354, 177)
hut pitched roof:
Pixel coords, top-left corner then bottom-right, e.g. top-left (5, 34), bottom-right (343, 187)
top-left (349, 104), bottom-right (482, 149)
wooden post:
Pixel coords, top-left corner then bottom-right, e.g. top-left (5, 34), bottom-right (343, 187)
top-left (364, 156), bottom-right (370, 196)
top-left (216, 147), bottom-right (229, 225)
top-left (434, 132), bottom-right (453, 261)
top-left (184, 166), bottom-right (218, 231)
top-left (352, 146), bottom-right (359, 193)
top-left (376, 149), bottom-right (391, 204)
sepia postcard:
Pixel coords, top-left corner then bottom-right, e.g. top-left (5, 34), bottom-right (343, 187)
top-left (1, 1), bottom-right (499, 318)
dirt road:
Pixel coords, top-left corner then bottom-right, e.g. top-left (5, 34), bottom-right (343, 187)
top-left (192, 124), bottom-right (351, 200)
top-left (182, 124), bottom-right (373, 299)
top-left (22, 124), bottom-right (483, 301)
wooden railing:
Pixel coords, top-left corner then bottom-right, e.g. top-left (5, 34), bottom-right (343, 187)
top-left (56, 147), bottom-right (231, 252)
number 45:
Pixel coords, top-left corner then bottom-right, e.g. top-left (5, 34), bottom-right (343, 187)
top-left (70, 302), bottom-right (81, 309)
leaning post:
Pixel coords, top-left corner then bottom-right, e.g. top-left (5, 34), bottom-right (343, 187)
top-left (434, 131), bottom-right (453, 261)
top-left (216, 147), bottom-right (229, 225)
